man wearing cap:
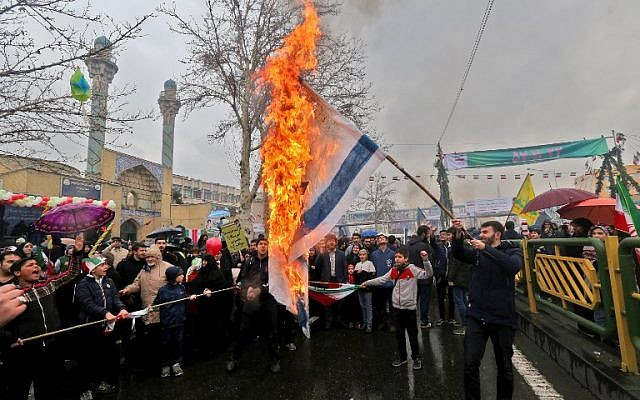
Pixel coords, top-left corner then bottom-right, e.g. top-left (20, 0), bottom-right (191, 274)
top-left (119, 245), bottom-right (171, 372)
top-left (370, 233), bottom-right (396, 331)
top-left (75, 257), bottom-right (128, 397)
top-left (105, 237), bottom-right (129, 269)
top-left (4, 235), bottom-right (85, 400)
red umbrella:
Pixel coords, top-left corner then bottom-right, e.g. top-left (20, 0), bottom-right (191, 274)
top-left (522, 188), bottom-right (596, 213)
top-left (556, 197), bottom-right (616, 225)
top-left (35, 203), bottom-right (115, 234)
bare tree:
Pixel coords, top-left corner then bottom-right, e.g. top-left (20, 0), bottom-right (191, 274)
top-left (161, 0), bottom-right (380, 229)
top-left (354, 174), bottom-right (397, 232)
top-left (0, 0), bottom-right (152, 160)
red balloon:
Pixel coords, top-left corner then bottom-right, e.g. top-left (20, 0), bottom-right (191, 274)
top-left (206, 237), bottom-right (222, 257)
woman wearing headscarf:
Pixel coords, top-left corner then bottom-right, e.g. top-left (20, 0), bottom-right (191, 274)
top-left (581, 225), bottom-right (610, 328)
top-left (190, 253), bottom-right (232, 356)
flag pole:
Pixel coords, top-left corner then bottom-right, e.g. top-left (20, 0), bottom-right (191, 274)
top-left (385, 155), bottom-right (456, 220)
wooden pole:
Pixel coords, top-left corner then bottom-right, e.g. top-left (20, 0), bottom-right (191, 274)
top-left (385, 155), bottom-right (455, 220)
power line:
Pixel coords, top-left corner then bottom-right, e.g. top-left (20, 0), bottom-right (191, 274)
top-left (437, 0), bottom-right (495, 144)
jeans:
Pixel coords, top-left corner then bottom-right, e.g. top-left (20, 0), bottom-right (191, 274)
top-left (452, 287), bottom-right (469, 326)
top-left (358, 291), bottom-right (373, 328)
top-left (464, 317), bottom-right (515, 400)
top-left (418, 280), bottom-right (433, 323)
top-left (394, 308), bottom-right (420, 361)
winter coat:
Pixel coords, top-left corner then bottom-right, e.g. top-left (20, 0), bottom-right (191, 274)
top-left (7, 251), bottom-right (82, 344)
top-left (363, 264), bottom-right (427, 310)
top-left (237, 254), bottom-right (270, 301)
top-left (124, 261), bottom-right (172, 324)
top-left (153, 283), bottom-right (187, 328)
top-left (116, 256), bottom-right (145, 289)
top-left (502, 229), bottom-right (522, 240)
top-left (407, 236), bottom-right (433, 267)
top-left (370, 247), bottom-right (395, 288)
top-left (75, 275), bottom-right (125, 323)
top-left (451, 237), bottom-right (523, 327)
top-left (429, 239), bottom-right (449, 281)
top-left (447, 248), bottom-right (473, 289)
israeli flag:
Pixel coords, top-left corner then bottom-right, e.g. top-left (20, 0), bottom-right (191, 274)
top-left (268, 84), bottom-right (385, 331)
top-left (290, 84), bottom-right (386, 260)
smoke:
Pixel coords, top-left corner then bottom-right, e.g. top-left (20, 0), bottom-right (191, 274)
top-left (351, 0), bottom-right (384, 18)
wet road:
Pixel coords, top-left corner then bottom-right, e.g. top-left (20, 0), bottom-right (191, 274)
top-left (116, 320), bottom-right (596, 400)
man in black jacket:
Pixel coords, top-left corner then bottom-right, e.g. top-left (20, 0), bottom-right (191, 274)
top-left (75, 257), bottom-right (128, 396)
top-left (317, 233), bottom-right (347, 329)
top-left (451, 219), bottom-right (523, 400)
top-left (227, 237), bottom-right (280, 373)
top-left (114, 242), bottom-right (146, 370)
top-left (4, 236), bottom-right (84, 400)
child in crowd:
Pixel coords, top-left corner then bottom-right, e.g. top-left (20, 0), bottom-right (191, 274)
top-left (360, 247), bottom-right (427, 369)
top-left (354, 249), bottom-right (376, 333)
top-left (152, 266), bottom-right (195, 378)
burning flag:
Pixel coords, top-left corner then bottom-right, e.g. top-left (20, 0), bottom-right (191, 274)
top-left (258, 1), bottom-right (385, 335)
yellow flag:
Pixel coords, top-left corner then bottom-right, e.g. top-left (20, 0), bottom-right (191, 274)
top-left (510, 174), bottom-right (539, 225)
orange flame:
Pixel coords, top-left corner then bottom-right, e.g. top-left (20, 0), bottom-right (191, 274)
top-left (258, 1), bottom-right (320, 308)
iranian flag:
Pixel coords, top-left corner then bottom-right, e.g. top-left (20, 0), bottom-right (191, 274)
top-left (308, 282), bottom-right (358, 306)
top-left (614, 177), bottom-right (640, 236)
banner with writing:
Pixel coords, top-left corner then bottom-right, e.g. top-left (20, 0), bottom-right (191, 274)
top-left (443, 137), bottom-right (608, 170)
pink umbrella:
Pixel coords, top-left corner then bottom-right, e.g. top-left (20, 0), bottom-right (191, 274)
top-left (522, 188), bottom-right (596, 213)
top-left (35, 203), bottom-right (114, 234)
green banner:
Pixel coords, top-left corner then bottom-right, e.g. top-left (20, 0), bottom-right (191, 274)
top-left (443, 137), bottom-right (608, 170)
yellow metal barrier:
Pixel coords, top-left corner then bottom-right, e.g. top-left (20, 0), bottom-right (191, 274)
top-left (534, 254), bottom-right (601, 310)
top-left (605, 236), bottom-right (639, 374)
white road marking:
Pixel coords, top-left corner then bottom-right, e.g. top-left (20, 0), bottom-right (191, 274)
top-left (512, 346), bottom-right (564, 399)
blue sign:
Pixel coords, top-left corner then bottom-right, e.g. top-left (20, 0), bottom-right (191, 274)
top-left (61, 178), bottom-right (101, 199)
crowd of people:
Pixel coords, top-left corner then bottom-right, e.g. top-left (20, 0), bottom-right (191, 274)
top-left (0, 215), bottom-right (617, 400)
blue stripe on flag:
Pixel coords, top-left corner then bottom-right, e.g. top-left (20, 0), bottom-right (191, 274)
top-left (299, 135), bottom-right (379, 234)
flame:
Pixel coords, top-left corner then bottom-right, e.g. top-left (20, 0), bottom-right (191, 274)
top-left (258, 1), bottom-right (320, 309)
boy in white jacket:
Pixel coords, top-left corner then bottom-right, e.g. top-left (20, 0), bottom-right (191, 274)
top-left (360, 247), bottom-right (428, 370)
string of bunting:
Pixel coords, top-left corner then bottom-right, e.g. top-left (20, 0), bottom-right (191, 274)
top-left (371, 171), bottom-right (586, 182)
top-left (0, 189), bottom-right (116, 210)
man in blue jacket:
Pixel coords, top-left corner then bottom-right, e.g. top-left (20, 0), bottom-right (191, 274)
top-left (451, 219), bottom-right (523, 400)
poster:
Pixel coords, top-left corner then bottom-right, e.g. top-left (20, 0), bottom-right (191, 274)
top-left (220, 220), bottom-right (249, 253)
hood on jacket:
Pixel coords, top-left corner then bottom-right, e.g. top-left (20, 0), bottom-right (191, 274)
top-left (165, 266), bottom-right (184, 284)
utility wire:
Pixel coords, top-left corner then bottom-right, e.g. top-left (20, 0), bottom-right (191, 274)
top-left (437, 0), bottom-right (496, 144)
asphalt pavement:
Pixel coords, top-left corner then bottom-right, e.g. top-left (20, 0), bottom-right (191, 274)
top-left (114, 318), bottom-right (597, 400)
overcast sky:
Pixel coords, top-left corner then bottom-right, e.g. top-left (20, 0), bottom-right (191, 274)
top-left (66, 0), bottom-right (640, 208)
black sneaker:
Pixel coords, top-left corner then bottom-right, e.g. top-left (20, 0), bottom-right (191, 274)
top-left (391, 359), bottom-right (407, 367)
top-left (420, 321), bottom-right (432, 329)
top-left (413, 358), bottom-right (423, 370)
top-left (225, 359), bottom-right (238, 372)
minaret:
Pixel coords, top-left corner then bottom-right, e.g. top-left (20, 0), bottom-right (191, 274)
top-left (158, 79), bottom-right (181, 170)
top-left (84, 36), bottom-right (118, 175)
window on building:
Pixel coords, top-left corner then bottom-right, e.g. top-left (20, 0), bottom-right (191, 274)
top-left (204, 190), bottom-right (212, 200)
top-left (183, 188), bottom-right (192, 198)
top-left (193, 189), bottom-right (202, 199)
top-left (214, 191), bottom-right (220, 201)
